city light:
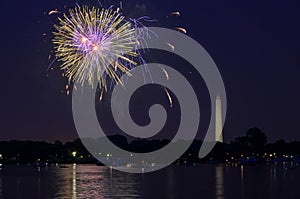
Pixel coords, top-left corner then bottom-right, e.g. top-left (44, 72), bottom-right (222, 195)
top-left (72, 151), bottom-right (77, 157)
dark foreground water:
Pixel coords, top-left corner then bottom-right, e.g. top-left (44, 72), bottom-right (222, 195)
top-left (0, 164), bottom-right (299, 199)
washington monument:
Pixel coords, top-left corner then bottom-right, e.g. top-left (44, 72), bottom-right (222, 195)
top-left (215, 95), bottom-right (223, 143)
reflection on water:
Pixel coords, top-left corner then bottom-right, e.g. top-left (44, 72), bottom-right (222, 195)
top-left (215, 165), bottom-right (224, 199)
top-left (0, 164), bottom-right (300, 199)
top-left (240, 165), bottom-right (244, 181)
top-left (52, 165), bottom-right (141, 199)
top-left (72, 164), bottom-right (76, 199)
top-left (0, 176), bottom-right (2, 198)
top-left (240, 165), bottom-right (244, 198)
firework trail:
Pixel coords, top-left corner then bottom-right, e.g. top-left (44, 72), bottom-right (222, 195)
top-left (163, 87), bottom-right (173, 108)
top-left (52, 6), bottom-right (141, 89)
top-left (166, 42), bottom-right (175, 51)
top-left (161, 66), bottom-right (169, 81)
top-left (171, 11), bottom-right (180, 16)
top-left (176, 27), bottom-right (187, 34)
top-left (99, 89), bottom-right (104, 101)
top-left (97, 0), bottom-right (103, 7)
top-left (49, 10), bottom-right (61, 15)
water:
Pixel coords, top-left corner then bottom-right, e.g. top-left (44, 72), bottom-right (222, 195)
top-left (0, 164), bottom-right (299, 199)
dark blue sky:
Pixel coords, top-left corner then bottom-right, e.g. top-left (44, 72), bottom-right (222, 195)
top-left (0, 0), bottom-right (300, 142)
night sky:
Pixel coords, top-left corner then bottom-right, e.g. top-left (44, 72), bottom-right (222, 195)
top-left (1, 0), bottom-right (300, 143)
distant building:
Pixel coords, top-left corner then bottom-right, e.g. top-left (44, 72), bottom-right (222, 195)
top-left (215, 95), bottom-right (223, 143)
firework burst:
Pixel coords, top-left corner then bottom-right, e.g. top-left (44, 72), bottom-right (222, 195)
top-left (52, 6), bottom-right (140, 89)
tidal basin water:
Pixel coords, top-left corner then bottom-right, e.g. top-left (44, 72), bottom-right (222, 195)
top-left (0, 164), bottom-right (299, 199)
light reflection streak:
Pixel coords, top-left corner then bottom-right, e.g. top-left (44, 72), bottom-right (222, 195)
top-left (240, 165), bottom-right (244, 198)
top-left (215, 165), bottom-right (224, 199)
top-left (241, 165), bottom-right (244, 181)
top-left (38, 176), bottom-right (41, 199)
top-left (0, 176), bottom-right (2, 198)
top-left (73, 164), bottom-right (77, 199)
top-left (52, 165), bottom-right (141, 198)
top-left (17, 177), bottom-right (21, 199)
